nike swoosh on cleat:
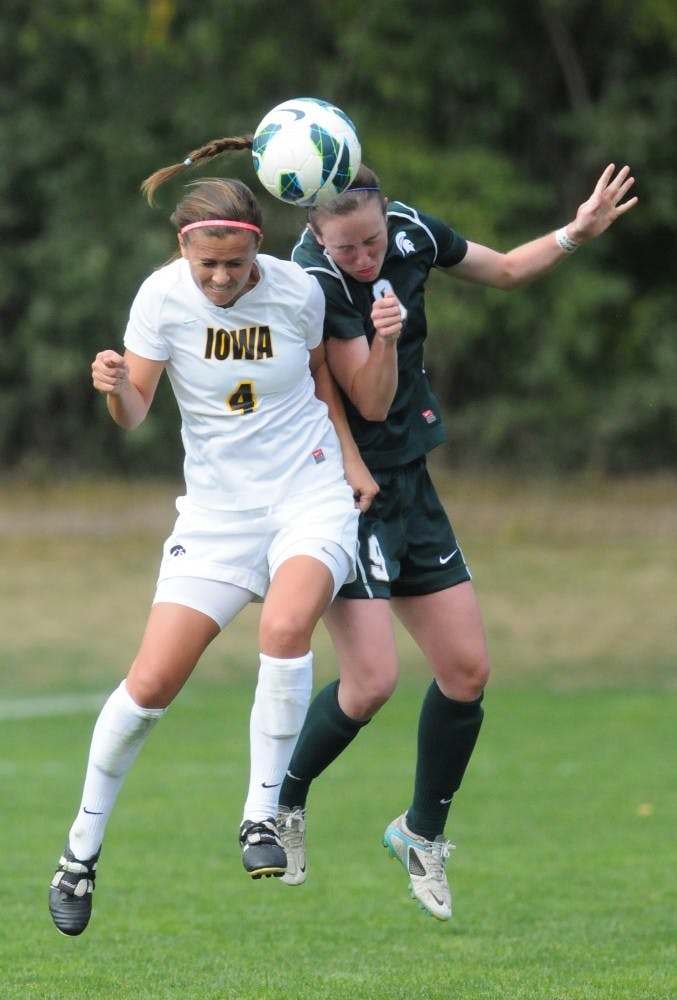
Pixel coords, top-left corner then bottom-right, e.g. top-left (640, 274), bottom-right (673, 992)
top-left (439, 548), bottom-right (459, 565)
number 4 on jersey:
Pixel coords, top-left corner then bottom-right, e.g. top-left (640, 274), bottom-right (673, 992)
top-left (228, 381), bottom-right (257, 414)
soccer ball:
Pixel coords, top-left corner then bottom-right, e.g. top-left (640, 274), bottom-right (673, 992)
top-left (252, 97), bottom-right (361, 207)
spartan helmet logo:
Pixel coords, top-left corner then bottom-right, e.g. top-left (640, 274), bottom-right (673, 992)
top-left (395, 231), bottom-right (415, 256)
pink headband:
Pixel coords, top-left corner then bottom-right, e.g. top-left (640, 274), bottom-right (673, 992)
top-left (180, 219), bottom-right (262, 236)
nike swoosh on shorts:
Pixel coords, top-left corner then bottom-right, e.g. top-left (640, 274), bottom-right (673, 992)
top-left (439, 548), bottom-right (458, 565)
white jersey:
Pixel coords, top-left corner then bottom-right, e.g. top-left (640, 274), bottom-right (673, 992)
top-left (124, 254), bottom-right (345, 510)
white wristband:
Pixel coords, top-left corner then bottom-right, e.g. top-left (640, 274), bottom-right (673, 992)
top-left (555, 226), bottom-right (580, 254)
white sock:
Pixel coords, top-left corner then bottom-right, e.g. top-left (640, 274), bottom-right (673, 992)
top-left (67, 680), bottom-right (166, 859)
top-left (242, 652), bottom-right (313, 823)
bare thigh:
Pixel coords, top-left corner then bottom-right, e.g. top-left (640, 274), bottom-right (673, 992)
top-left (126, 602), bottom-right (221, 708)
top-left (392, 581), bottom-right (489, 701)
top-left (259, 555), bottom-right (335, 658)
top-left (323, 597), bottom-right (399, 720)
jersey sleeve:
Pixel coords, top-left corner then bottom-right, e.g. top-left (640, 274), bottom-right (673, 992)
top-left (301, 274), bottom-right (326, 350)
top-left (420, 210), bottom-right (468, 268)
top-left (317, 276), bottom-right (366, 342)
top-left (123, 274), bottom-right (170, 361)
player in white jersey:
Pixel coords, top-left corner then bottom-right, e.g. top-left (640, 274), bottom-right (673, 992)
top-left (48, 170), bottom-right (376, 937)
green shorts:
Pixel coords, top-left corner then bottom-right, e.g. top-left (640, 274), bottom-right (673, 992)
top-left (339, 456), bottom-right (471, 600)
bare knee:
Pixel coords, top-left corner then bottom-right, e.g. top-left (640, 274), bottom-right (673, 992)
top-left (125, 669), bottom-right (174, 710)
top-left (126, 651), bottom-right (185, 709)
top-left (337, 661), bottom-right (399, 720)
top-left (259, 609), bottom-right (313, 658)
top-left (436, 651), bottom-right (490, 702)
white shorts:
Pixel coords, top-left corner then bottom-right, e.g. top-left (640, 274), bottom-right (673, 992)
top-left (152, 478), bottom-right (359, 617)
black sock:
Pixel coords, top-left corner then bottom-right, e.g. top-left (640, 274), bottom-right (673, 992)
top-left (278, 680), bottom-right (369, 810)
top-left (406, 682), bottom-right (484, 840)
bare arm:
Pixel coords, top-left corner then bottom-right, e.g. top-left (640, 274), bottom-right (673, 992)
top-left (325, 292), bottom-right (403, 422)
top-left (450, 163), bottom-right (638, 290)
top-left (310, 342), bottom-right (379, 512)
top-left (91, 349), bottom-right (165, 429)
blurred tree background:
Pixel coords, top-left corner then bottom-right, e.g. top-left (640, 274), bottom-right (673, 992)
top-left (1, 0), bottom-right (674, 479)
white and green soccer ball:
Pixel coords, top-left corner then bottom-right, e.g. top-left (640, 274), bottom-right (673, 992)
top-left (252, 97), bottom-right (361, 207)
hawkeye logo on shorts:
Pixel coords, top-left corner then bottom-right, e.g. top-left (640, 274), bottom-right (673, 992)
top-left (204, 326), bottom-right (273, 361)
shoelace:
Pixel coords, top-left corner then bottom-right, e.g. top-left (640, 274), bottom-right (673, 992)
top-left (53, 857), bottom-right (96, 897)
top-left (243, 820), bottom-right (282, 847)
top-left (60, 858), bottom-right (95, 875)
top-left (427, 839), bottom-right (455, 878)
top-left (280, 808), bottom-right (306, 849)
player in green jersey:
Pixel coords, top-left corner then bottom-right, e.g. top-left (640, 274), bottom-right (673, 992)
top-left (276, 161), bottom-right (637, 920)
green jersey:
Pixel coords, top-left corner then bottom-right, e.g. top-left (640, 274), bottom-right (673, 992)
top-left (291, 201), bottom-right (467, 469)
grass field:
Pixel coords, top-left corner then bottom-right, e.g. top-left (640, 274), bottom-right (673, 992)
top-left (1, 473), bottom-right (675, 999)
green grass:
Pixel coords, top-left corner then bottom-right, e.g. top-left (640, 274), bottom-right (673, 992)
top-left (1, 475), bottom-right (675, 998)
top-left (2, 685), bottom-right (674, 999)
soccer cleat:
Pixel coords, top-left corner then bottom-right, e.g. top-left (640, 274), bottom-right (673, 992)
top-left (277, 806), bottom-right (307, 886)
top-left (383, 813), bottom-right (454, 921)
top-left (239, 818), bottom-right (286, 879)
top-left (49, 844), bottom-right (101, 936)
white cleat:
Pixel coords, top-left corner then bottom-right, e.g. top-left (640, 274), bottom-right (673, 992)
top-left (277, 806), bottom-right (307, 886)
top-left (383, 812), bottom-right (454, 921)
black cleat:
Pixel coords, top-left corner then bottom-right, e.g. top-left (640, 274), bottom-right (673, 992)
top-left (239, 819), bottom-right (286, 879)
top-left (49, 844), bottom-right (100, 936)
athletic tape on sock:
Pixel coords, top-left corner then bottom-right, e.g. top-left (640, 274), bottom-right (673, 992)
top-left (255, 652), bottom-right (313, 738)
